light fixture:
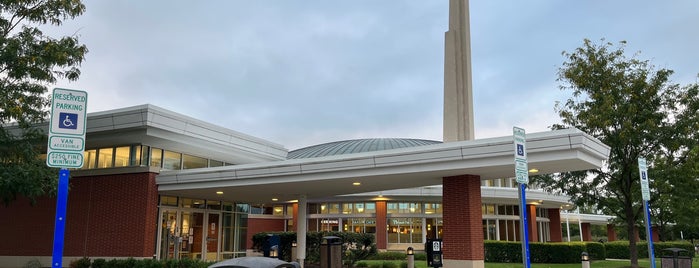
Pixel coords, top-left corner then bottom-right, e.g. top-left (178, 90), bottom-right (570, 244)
top-left (529, 168), bottom-right (539, 173)
top-left (581, 251), bottom-right (589, 261)
top-left (272, 198), bottom-right (278, 201)
top-left (216, 191), bottom-right (223, 195)
top-left (353, 182), bottom-right (361, 186)
top-left (406, 247), bottom-right (414, 255)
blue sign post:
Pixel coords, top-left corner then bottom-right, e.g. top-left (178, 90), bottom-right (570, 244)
top-left (52, 169), bottom-right (70, 267)
top-left (513, 127), bottom-right (531, 268)
top-left (47, 88), bottom-right (87, 267)
top-left (638, 158), bottom-right (656, 268)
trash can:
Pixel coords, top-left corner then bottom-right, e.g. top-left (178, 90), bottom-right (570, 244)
top-left (660, 248), bottom-right (692, 268)
top-left (263, 234), bottom-right (281, 259)
top-left (320, 236), bottom-right (342, 268)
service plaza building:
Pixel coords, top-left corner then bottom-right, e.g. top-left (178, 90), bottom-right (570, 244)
top-left (0, 2), bottom-right (614, 268)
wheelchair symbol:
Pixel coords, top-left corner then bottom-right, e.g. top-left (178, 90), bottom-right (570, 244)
top-left (58, 112), bottom-right (78, 130)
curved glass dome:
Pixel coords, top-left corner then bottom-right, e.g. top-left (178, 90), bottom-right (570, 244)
top-left (287, 138), bottom-right (442, 159)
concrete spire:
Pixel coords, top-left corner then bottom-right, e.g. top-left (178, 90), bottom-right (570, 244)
top-left (443, 0), bottom-right (475, 142)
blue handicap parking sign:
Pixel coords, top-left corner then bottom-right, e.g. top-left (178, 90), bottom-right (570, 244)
top-left (59, 112), bottom-right (78, 130)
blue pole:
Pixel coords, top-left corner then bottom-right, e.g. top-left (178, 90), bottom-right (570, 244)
top-left (52, 169), bottom-right (70, 268)
top-left (645, 200), bottom-right (656, 268)
top-left (519, 183), bottom-right (531, 268)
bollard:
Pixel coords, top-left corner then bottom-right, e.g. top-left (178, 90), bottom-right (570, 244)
top-left (406, 247), bottom-right (414, 268)
top-left (581, 252), bottom-right (590, 268)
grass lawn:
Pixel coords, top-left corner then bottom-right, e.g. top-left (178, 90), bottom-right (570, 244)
top-left (358, 258), bottom-right (699, 268)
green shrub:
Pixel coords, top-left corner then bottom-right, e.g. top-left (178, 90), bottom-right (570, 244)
top-left (356, 261), bottom-right (369, 267)
top-left (370, 251), bottom-right (406, 260)
top-left (485, 241), bottom-right (605, 263)
top-left (369, 263), bottom-right (382, 268)
top-left (69, 257), bottom-right (91, 268)
top-left (91, 259), bottom-right (106, 268)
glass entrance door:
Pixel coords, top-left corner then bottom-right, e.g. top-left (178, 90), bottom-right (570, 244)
top-left (204, 212), bottom-right (221, 261)
top-left (159, 210), bottom-right (178, 260)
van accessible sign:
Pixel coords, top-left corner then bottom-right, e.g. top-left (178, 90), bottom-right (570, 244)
top-left (46, 88), bottom-right (87, 168)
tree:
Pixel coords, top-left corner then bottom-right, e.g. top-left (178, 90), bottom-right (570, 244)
top-left (0, 0), bottom-right (88, 205)
top-left (532, 39), bottom-right (699, 268)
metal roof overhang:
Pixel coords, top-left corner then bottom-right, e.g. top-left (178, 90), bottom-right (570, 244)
top-left (157, 128), bottom-right (609, 204)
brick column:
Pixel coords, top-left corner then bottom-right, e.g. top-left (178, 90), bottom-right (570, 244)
top-left (292, 203), bottom-right (299, 232)
top-left (651, 226), bottom-right (660, 242)
top-left (443, 175), bottom-right (483, 268)
top-left (581, 223), bottom-right (592, 241)
top-left (606, 224), bottom-right (617, 242)
top-left (527, 205), bottom-right (538, 242)
top-left (548, 208), bottom-right (562, 242)
top-left (375, 201), bottom-right (387, 250)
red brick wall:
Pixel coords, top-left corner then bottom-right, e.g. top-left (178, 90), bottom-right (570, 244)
top-left (375, 201), bottom-right (387, 250)
top-left (0, 172), bottom-right (159, 257)
top-left (246, 218), bottom-right (286, 249)
top-left (548, 208), bottom-right (562, 242)
top-left (443, 174), bottom-right (483, 261)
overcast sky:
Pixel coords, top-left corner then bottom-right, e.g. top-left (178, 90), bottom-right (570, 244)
top-left (49, 1), bottom-right (699, 150)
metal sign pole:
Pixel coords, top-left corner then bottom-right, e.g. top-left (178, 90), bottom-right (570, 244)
top-left (51, 169), bottom-right (70, 268)
top-left (644, 200), bottom-right (656, 268)
top-left (638, 157), bottom-right (655, 268)
top-left (518, 183), bottom-right (531, 268)
top-left (513, 127), bottom-right (531, 268)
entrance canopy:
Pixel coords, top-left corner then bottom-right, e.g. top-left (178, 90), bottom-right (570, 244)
top-left (157, 128), bottom-right (609, 204)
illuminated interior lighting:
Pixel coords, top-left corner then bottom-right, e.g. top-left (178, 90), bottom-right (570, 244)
top-left (272, 198), bottom-right (278, 201)
top-left (216, 191), bottom-right (223, 195)
top-left (529, 168), bottom-right (539, 173)
top-left (353, 182), bottom-right (361, 186)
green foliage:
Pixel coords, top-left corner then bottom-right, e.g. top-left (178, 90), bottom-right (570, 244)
top-left (532, 38), bottom-right (699, 266)
top-left (606, 241), bottom-right (695, 259)
top-left (69, 257), bottom-right (91, 268)
top-left (369, 251), bottom-right (407, 260)
top-left (84, 258), bottom-right (212, 268)
top-left (0, 0), bottom-right (88, 205)
top-left (485, 241), bottom-right (606, 263)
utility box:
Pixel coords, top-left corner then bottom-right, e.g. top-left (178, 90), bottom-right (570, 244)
top-left (425, 239), bottom-right (443, 268)
top-left (320, 236), bottom-right (342, 268)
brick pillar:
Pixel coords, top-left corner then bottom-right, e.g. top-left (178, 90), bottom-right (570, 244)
top-left (375, 201), bottom-right (387, 250)
top-left (651, 226), bottom-right (660, 242)
top-left (548, 208), bottom-right (562, 242)
top-left (581, 223), bottom-right (592, 241)
top-left (292, 203), bottom-right (299, 232)
top-left (443, 175), bottom-right (484, 268)
top-left (527, 205), bottom-right (538, 242)
top-left (606, 224), bottom-right (617, 242)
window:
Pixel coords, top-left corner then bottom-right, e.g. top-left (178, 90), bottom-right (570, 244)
top-left (424, 203), bottom-right (442, 214)
top-left (151, 148), bottom-right (163, 168)
top-left (210, 160), bottom-right (224, 167)
top-left (162, 150), bottom-right (181, 170)
top-left (83, 149), bottom-right (97, 169)
top-left (387, 202), bottom-right (421, 214)
top-left (114, 146), bottom-right (130, 167)
top-left (97, 147), bottom-right (113, 168)
top-left (387, 218), bottom-right (422, 243)
top-left (183, 154), bottom-right (207, 169)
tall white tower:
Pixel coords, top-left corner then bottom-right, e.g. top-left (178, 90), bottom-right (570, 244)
top-left (443, 0), bottom-right (474, 142)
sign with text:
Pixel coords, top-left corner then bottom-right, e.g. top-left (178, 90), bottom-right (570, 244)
top-left (46, 88), bottom-right (87, 168)
top-left (638, 157), bottom-right (650, 201)
top-left (513, 127), bottom-right (529, 184)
